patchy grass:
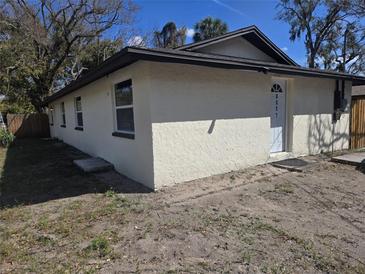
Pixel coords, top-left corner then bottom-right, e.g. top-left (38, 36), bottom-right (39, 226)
top-left (85, 236), bottom-right (112, 258)
top-left (0, 139), bottom-right (109, 207)
top-left (273, 182), bottom-right (294, 194)
top-left (1, 139), bottom-right (365, 273)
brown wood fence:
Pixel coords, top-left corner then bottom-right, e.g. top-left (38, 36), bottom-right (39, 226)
top-left (350, 96), bottom-right (365, 149)
top-left (7, 113), bottom-right (50, 138)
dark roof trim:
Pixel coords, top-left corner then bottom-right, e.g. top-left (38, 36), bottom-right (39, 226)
top-left (176, 25), bottom-right (256, 50)
top-left (175, 25), bottom-right (298, 66)
top-left (44, 46), bottom-right (365, 104)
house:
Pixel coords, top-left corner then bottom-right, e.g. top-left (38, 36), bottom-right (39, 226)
top-left (45, 25), bottom-right (365, 190)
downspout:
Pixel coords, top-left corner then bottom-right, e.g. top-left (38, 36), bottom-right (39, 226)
top-left (332, 79), bottom-right (340, 154)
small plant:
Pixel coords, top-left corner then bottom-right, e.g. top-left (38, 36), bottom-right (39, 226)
top-left (0, 129), bottom-right (15, 147)
top-left (104, 189), bottom-right (116, 197)
top-left (36, 216), bottom-right (50, 230)
top-left (88, 236), bottom-right (111, 257)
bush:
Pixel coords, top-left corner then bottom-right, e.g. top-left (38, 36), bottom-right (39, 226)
top-left (87, 236), bottom-right (111, 257)
top-left (0, 129), bottom-right (15, 147)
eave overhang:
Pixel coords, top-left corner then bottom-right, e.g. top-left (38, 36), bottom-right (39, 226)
top-left (44, 47), bottom-right (365, 105)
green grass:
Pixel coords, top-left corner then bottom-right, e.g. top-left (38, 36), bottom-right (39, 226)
top-left (86, 236), bottom-right (111, 258)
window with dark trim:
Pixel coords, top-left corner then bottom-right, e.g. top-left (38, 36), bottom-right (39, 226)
top-left (61, 102), bottom-right (66, 127)
top-left (49, 106), bottom-right (54, 126)
top-left (74, 96), bottom-right (83, 130)
top-left (113, 79), bottom-right (134, 138)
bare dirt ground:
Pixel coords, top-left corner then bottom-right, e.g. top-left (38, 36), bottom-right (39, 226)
top-left (1, 139), bottom-right (365, 273)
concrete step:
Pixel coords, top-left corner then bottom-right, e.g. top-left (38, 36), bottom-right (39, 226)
top-left (331, 152), bottom-right (365, 166)
top-left (271, 158), bottom-right (317, 172)
top-left (73, 157), bottom-right (114, 173)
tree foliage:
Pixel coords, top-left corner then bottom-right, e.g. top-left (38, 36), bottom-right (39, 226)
top-left (68, 39), bottom-right (122, 81)
top-left (277, 0), bottom-right (364, 74)
top-left (0, 0), bottom-right (137, 112)
top-left (319, 21), bottom-right (365, 74)
top-left (153, 22), bottom-right (186, 48)
top-left (193, 17), bottom-right (228, 42)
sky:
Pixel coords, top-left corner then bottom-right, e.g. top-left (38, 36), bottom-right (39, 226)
top-left (131, 0), bottom-right (308, 66)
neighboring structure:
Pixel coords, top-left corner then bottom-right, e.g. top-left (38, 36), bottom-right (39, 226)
top-left (352, 85), bottom-right (365, 97)
top-left (350, 85), bottom-right (365, 149)
top-left (45, 25), bottom-right (365, 190)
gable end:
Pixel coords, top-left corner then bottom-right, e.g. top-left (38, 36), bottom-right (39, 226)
top-left (176, 26), bottom-right (298, 66)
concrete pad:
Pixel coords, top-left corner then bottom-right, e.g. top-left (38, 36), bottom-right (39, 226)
top-left (331, 152), bottom-right (365, 166)
top-left (271, 158), bottom-right (317, 172)
top-left (73, 157), bottom-right (114, 173)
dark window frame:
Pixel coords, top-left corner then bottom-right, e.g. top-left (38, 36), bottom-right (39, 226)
top-left (74, 96), bottom-right (83, 130)
top-left (60, 102), bottom-right (66, 127)
top-left (113, 79), bottom-right (135, 139)
top-left (49, 106), bottom-right (54, 126)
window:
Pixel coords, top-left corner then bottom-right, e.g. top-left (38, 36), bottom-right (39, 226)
top-left (112, 79), bottom-right (135, 139)
top-left (49, 106), bottom-right (54, 126)
top-left (61, 102), bottom-right (66, 127)
top-left (271, 83), bottom-right (283, 93)
top-left (74, 96), bottom-right (83, 130)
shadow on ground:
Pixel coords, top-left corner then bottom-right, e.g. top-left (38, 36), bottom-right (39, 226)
top-left (356, 159), bottom-right (365, 174)
top-left (0, 138), bottom-right (150, 208)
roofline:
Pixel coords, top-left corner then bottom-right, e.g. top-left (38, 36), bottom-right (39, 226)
top-left (175, 25), bottom-right (257, 50)
top-left (44, 46), bottom-right (365, 105)
top-left (175, 25), bottom-right (299, 66)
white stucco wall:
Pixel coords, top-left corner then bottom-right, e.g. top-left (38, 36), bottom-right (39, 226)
top-left (48, 60), bottom-right (351, 190)
top-left (49, 62), bottom-right (155, 189)
top-left (289, 78), bottom-right (351, 155)
top-left (147, 63), bottom-right (351, 189)
top-left (196, 37), bottom-right (276, 62)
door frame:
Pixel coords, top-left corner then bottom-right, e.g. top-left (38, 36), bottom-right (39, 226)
top-left (270, 77), bottom-right (289, 154)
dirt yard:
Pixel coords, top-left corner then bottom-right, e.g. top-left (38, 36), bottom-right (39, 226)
top-left (0, 139), bottom-right (365, 273)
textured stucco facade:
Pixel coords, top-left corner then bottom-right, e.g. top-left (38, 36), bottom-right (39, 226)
top-left (147, 63), bottom-right (351, 189)
top-left (49, 62), bottom-right (155, 189)
top-left (49, 61), bottom-right (351, 190)
top-left (196, 37), bottom-right (276, 62)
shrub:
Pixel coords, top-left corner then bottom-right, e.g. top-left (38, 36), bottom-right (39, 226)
top-left (0, 129), bottom-right (15, 147)
top-left (88, 236), bottom-right (111, 257)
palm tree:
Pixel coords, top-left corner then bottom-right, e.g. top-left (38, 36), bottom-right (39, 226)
top-left (153, 22), bottom-right (187, 48)
top-left (193, 17), bottom-right (228, 42)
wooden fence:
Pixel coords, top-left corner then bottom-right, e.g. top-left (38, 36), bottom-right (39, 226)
top-left (350, 96), bottom-right (365, 149)
top-left (7, 113), bottom-right (50, 138)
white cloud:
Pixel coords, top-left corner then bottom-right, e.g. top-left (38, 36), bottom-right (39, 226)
top-left (211, 0), bottom-right (246, 16)
top-left (127, 36), bottom-right (145, 47)
top-left (186, 28), bottom-right (195, 38)
top-left (281, 47), bottom-right (288, 52)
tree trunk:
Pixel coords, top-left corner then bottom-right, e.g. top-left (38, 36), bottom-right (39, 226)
top-left (308, 53), bottom-right (316, 68)
top-left (31, 76), bottom-right (53, 113)
top-left (340, 28), bottom-right (349, 73)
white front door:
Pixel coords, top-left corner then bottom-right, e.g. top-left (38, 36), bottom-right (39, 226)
top-left (270, 80), bottom-right (286, 153)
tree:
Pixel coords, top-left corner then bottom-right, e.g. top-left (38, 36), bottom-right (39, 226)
top-left (351, 0), bottom-right (365, 17)
top-left (69, 38), bottom-right (123, 80)
top-left (153, 22), bottom-right (186, 48)
top-left (193, 17), bottom-right (228, 42)
top-left (276, 0), bottom-right (352, 68)
top-left (319, 21), bottom-right (365, 74)
top-left (0, 0), bottom-right (137, 112)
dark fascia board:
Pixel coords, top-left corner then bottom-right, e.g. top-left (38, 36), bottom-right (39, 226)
top-left (130, 47), bottom-right (365, 82)
top-left (176, 25), bottom-right (257, 50)
top-left (175, 25), bottom-right (298, 66)
top-left (45, 47), bottom-right (137, 104)
top-left (242, 30), bottom-right (298, 66)
top-left (44, 46), bottom-right (365, 104)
